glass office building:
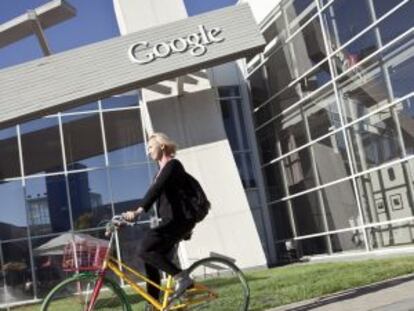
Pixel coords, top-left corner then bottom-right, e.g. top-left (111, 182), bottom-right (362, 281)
top-left (0, 88), bottom-right (261, 304)
top-left (0, 0), bottom-right (413, 307)
top-left (246, 0), bottom-right (414, 259)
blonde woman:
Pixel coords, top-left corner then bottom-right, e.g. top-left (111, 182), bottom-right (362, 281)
top-left (123, 132), bottom-right (195, 306)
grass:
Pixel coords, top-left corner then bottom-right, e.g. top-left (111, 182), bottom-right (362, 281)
top-left (7, 256), bottom-right (414, 311)
top-left (247, 256), bottom-right (414, 311)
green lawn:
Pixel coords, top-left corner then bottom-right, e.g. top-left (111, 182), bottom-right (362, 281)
top-left (247, 256), bottom-right (414, 311)
top-left (7, 256), bottom-right (414, 311)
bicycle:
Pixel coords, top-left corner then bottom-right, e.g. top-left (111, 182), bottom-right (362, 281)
top-left (41, 215), bottom-right (250, 310)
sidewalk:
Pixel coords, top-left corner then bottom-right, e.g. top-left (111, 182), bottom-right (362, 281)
top-left (267, 273), bottom-right (414, 311)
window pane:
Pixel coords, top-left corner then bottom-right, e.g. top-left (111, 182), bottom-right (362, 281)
top-left (314, 132), bottom-right (351, 184)
top-left (264, 11), bottom-right (287, 43)
top-left (265, 45), bottom-right (295, 94)
top-left (110, 164), bottom-right (152, 215)
top-left (64, 102), bottom-right (98, 114)
top-left (290, 18), bottom-right (327, 78)
top-left (390, 45), bottom-right (414, 98)
top-left (263, 163), bottom-right (285, 201)
top-left (248, 67), bottom-right (269, 109)
top-left (256, 123), bottom-right (279, 164)
top-left (337, 34), bottom-right (413, 122)
top-left (285, 0), bottom-right (317, 34)
top-left (373, 0), bottom-right (404, 18)
top-left (31, 235), bottom-right (66, 298)
top-left (305, 85), bottom-right (337, 139)
top-left (366, 220), bottom-right (414, 250)
top-left (101, 93), bottom-right (139, 110)
top-left (357, 162), bottom-right (414, 226)
top-left (68, 169), bottom-right (112, 230)
top-left (103, 109), bottom-right (147, 166)
top-left (0, 181), bottom-right (27, 241)
top-left (1, 240), bottom-right (33, 303)
top-left (300, 236), bottom-right (328, 255)
top-left (348, 106), bottom-right (401, 172)
top-left (329, 231), bottom-right (366, 253)
top-left (25, 175), bottom-right (71, 236)
top-left (0, 126), bottom-right (20, 179)
top-left (397, 98), bottom-right (414, 156)
top-left (21, 117), bottom-right (63, 175)
top-left (321, 181), bottom-right (360, 231)
top-left (323, 0), bottom-right (372, 48)
top-left (377, 0), bottom-right (413, 45)
top-left (62, 113), bottom-right (105, 170)
top-left (279, 105), bottom-right (307, 155)
top-left (270, 202), bottom-right (294, 241)
top-left (292, 191), bottom-right (325, 235)
top-left (283, 148), bottom-right (316, 194)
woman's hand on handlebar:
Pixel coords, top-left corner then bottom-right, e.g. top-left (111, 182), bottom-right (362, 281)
top-left (122, 207), bottom-right (145, 221)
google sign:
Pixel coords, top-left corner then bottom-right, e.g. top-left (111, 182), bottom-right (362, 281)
top-left (128, 25), bottom-right (225, 64)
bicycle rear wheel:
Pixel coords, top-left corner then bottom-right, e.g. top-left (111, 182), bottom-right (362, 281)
top-left (183, 257), bottom-right (249, 311)
top-left (41, 273), bottom-right (130, 311)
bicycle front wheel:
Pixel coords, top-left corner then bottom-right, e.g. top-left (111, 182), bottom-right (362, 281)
top-left (184, 257), bottom-right (249, 311)
top-left (41, 273), bottom-right (130, 311)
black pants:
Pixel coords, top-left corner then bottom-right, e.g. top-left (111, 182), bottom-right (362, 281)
top-left (138, 223), bottom-right (194, 299)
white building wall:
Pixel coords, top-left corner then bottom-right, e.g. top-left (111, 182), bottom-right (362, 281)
top-left (113, 0), bottom-right (267, 268)
top-left (113, 0), bottom-right (187, 34)
top-left (239, 0), bottom-right (282, 24)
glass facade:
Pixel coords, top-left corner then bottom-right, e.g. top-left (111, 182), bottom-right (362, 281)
top-left (247, 0), bottom-right (414, 260)
top-left (0, 92), bottom-right (156, 304)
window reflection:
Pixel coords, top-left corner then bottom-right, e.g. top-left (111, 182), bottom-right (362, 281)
top-left (398, 98), bottom-right (414, 156)
top-left (20, 117), bottom-right (63, 175)
top-left (0, 240), bottom-right (33, 303)
top-left (290, 18), bottom-right (327, 78)
top-left (323, 0), bottom-right (372, 48)
top-left (357, 162), bottom-right (414, 229)
top-left (314, 132), bottom-right (351, 184)
top-left (68, 169), bottom-right (112, 230)
top-left (109, 164), bottom-right (152, 215)
top-left (304, 85), bottom-right (338, 139)
top-left (0, 181), bottom-right (27, 241)
top-left (321, 181), bottom-right (360, 232)
top-left (0, 127), bottom-right (20, 180)
top-left (348, 108), bottom-right (401, 172)
top-left (377, 1), bottom-right (413, 45)
top-left (103, 109), bottom-right (147, 166)
top-left (248, 67), bottom-right (269, 109)
top-left (283, 148), bottom-right (316, 194)
top-left (284, 0), bottom-right (317, 34)
top-left (101, 93), bottom-right (139, 110)
top-left (31, 235), bottom-right (66, 298)
top-left (257, 124), bottom-right (279, 164)
top-left (62, 113), bottom-right (105, 170)
top-left (338, 34), bottom-right (413, 122)
top-left (25, 175), bottom-right (71, 236)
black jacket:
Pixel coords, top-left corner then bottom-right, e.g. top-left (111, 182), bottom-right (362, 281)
top-left (140, 159), bottom-right (190, 230)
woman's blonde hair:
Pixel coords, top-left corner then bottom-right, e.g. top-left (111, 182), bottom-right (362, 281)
top-left (149, 132), bottom-right (178, 157)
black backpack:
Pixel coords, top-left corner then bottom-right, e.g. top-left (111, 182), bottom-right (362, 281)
top-left (180, 172), bottom-right (211, 223)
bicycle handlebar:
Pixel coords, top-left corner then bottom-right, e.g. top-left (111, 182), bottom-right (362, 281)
top-left (105, 215), bottom-right (138, 236)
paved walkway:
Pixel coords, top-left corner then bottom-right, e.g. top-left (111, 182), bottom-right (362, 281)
top-left (267, 274), bottom-right (414, 311)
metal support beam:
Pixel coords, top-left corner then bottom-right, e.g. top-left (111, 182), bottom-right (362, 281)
top-left (27, 10), bottom-right (52, 56)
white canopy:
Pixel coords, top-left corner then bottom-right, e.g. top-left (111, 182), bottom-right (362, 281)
top-left (35, 232), bottom-right (108, 256)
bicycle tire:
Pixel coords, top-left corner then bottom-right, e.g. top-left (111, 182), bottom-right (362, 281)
top-left (41, 272), bottom-right (131, 311)
top-left (182, 256), bottom-right (250, 311)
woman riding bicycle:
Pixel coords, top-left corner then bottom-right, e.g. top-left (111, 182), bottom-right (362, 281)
top-left (122, 132), bottom-right (196, 307)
